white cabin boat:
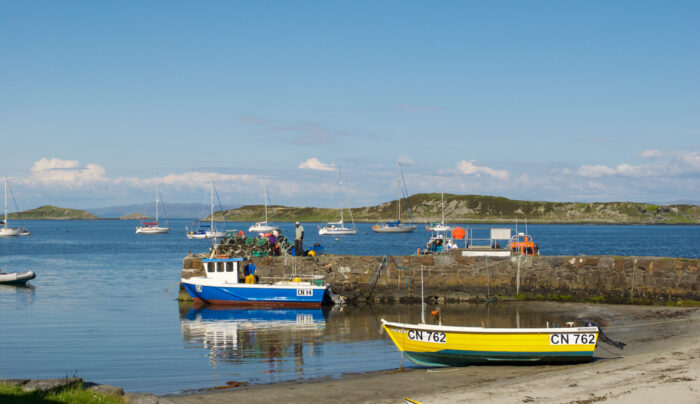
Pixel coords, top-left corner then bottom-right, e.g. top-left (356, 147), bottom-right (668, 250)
top-left (249, 187), bottom-right (281, 234)
top-left (187, 180), bottom-right (229, 239)
top-left (136, 183), bottom-right (170, 234)
top-left (373, 163), bottom-right (416, 233)
top-left (0, 178), bottom-right (23, 237)
top-left (319, 165), bottom-right (357, 236)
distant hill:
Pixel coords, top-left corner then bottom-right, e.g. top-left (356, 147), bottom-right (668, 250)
top-left (119, 213), bottom-right (149, 220)
top-left (88, 203), bottom-right (241, 218)
top-left (9, 205), bottom-right (99, 220)
top-left (216, 193), bottom-right (700, 224)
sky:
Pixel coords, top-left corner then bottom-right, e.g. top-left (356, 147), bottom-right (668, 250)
top-left (1, 1), bottom-right (699, 210)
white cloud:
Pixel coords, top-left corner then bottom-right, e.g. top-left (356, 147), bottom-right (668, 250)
top-left (25, 158), bottom-right (107, 187)
top-left (398, 156), bottom-right (415, 166)
top-left (457, 160), bottom-right (509, 180)
top-left (577, 163), bottom-right (653, 178)
top-left (641, 149), bottom-right (662, 159)
top-left (297, 158), bottom-right (334, 171)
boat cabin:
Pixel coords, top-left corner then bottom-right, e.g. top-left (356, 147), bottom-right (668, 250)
top-left (202, 257), bottom-right (247, 283)
top-left (509, 233), bottom-right (539, 256)
top-left (460, 227), bottom-right (513, 257)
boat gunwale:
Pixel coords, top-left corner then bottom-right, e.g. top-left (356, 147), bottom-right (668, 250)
top-left (381, 319), bottom-right (599, 334)
top-left (182, 277), bottom-right (328, 290)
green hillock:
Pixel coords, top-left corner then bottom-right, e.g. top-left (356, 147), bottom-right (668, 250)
top-left (217, 194), bottom-right (700, 224)
top-left (120, 213), bottom-right (149, 220)
top-left (9, 205), bottom-right (99, 220)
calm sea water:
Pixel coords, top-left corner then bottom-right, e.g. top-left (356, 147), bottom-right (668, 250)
top-left (1, 220), bottom-right (698, 394)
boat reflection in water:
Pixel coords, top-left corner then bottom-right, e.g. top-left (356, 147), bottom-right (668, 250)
top-left (181, 306), bottom-right (328, 380)
top-left (179, 302), bottom-right (577, 387)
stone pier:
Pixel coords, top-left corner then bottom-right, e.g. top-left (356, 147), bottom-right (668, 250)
top-left (181, 253), bottom-right (699, 304)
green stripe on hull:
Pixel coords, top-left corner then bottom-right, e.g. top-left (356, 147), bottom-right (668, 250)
top-left (404, 350), bottom-right (594, 367)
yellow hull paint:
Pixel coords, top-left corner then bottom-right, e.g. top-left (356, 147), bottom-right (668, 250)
top-left (382, 320), bottom-right (598, 366)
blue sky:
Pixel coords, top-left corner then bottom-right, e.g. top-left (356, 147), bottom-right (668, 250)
top-left (1, 1), bottom-right (698, 209)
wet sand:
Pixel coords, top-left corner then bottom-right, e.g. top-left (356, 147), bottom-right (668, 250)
top-left (166, 302), bottom-right (699, 403)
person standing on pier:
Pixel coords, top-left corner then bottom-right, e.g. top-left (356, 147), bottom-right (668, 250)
top-left (294, 221), bottom-right (304, 256)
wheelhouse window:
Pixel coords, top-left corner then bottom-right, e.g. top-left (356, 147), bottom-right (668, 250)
top-left (206, 263), bottom-right (214, 273)
top-left (225, 262), bottom-right (234, 272)
top-left (216, 262), bottom-right (224, 272)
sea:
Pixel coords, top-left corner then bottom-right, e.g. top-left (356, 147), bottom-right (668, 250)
top-left (1, 220), bottom-right (698, 394)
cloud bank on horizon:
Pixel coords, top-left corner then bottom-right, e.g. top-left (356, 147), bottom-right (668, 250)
top-left (6, 153), bottom-right (699, 209)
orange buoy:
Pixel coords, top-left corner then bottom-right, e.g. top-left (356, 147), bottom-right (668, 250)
top-left (452, 227), bottom-right (466, 240)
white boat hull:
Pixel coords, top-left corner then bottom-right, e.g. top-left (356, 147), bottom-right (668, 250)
top-left (187, 230), bottom-right (227, 239)
top-left (319, 226), bottom-right (357, 235)
top-left (0, 270), bottom-right (36, 284)
top-left (136, 226), bottom-right (170, 234)
top-left (426, 224), bottom-right (452, 232)
top-left (249, 223), bottom-right (280, 233)
top-left (372, 225), bottom-right (416, 233)
top-left (0, 227), bottom-right (21, 237)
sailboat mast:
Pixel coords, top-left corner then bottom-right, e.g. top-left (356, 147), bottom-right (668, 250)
top-left (338, 165), bottom-right (344, 224)
top-left (3, 177), bottom-right (7, 229)
top-left (264, 187), bottom-right (269, 223)
top-left (155, 183), bottom-right (159, 223)
top-left (441, 192), bottom-right (445, 225)
top-left (397, 163), bottom-right (401, 222)
top-left (210, 180), bottom-right (214, 230)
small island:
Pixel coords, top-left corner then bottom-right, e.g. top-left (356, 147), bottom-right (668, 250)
top-left (216, 194), bottom-right (700, 224)
top-left (9, 205), bottom-right (99, 220)
top-left (119, 213), bottom-right (149, 220)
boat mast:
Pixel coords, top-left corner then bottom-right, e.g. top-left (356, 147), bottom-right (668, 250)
top-left (155, 182), bottom-right (159, 224)
top-left (3, 177), bottom-right (7, 230)
top-left (441, 192), bottom-right (445, 225)
top-left (397, 163), bottom-right (401, 223)
top-left (264, 187), bottom-right (269, 223)
top-left (210, 180), bottom-right (214, 231)
top-left (338, 165), bottom-right (344, 225)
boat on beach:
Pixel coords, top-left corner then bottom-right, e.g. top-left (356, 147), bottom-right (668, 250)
top-left (181, 257), bottom-right (329, 307)
top-left (381, 319), bottom-right (599, 366)
top-left (136, 183), bottom-right (170, 234)
top-left (0, 269), bottom-right (36, 285)
top-left (319, 165), bottom-right (357, 236)
top-left (373, 163), bottom-right (416, 233)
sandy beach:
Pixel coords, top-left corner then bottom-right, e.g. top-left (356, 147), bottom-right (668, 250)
top-left (166, 302), bottom-right (699, 404)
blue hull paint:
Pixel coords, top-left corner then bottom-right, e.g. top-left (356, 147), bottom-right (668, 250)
top-left (182, 281), bottom-right (327, 307)
top-left (185, 307), bottom-right (327, 323)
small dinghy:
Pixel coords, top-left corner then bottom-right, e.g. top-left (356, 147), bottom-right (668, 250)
top-left (0, 270), bottom-right (36, 285)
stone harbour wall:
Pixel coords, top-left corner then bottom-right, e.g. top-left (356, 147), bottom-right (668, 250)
top-left (181, 253), bottom-right (700, 304)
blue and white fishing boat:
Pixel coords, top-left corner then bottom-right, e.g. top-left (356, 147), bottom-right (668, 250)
top-left (181, 257), bottom-right (329, 307)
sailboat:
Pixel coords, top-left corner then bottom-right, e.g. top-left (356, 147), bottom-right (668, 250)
top-left (0, 177), bottom-right (21, 237)
top-left (248, 187), bottom-right (280, 233)
top-left (372, 163), bottom-right (417, 233)
top-left (135, 183), bottom-right (170, 234)
top-left (187, 180), bottom-right (228, 239)
top-left (426, 193), bottom-right (452, 232)
top-left (319, 165), bottom-right (357, 236)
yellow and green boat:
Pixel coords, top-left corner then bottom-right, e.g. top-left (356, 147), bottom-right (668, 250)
top-left (381, 319), bottom-right (599, 367)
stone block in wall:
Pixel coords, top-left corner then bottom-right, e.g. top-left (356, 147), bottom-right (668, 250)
top-left (598, 256), bottom-right (614, 271)
top-left (183, 255), bottom-right (202, 270)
